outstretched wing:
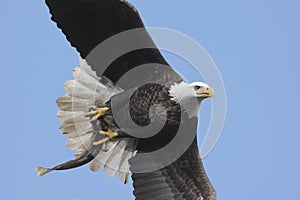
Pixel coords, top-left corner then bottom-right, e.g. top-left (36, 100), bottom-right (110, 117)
top-left (45, 0), bottom-right (170, 83)
top-left (132, 138), bottom-right (216, 200)
top-left (46, 0), bottom-right (144, 58)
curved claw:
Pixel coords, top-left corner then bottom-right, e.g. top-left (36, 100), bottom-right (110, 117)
top-left (93, 130), bottom-right (118, 146)
top-left (85, 107), bottom-right (109, 121)
top-left (100, 130), bottom-right (118, 139)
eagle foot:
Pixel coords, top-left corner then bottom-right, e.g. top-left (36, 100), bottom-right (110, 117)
top-left (85, 106), bottom-right (109, 121)
top-left (93, 130), bottom-right (118, 146)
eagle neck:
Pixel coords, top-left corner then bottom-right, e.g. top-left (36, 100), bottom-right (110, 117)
top-left (168, 82), bottom-right (201, 118)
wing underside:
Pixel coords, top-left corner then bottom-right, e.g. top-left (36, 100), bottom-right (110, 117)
top-left (132, 138), bottom-right (216, 200)
top-left (45, 0), bottom-right (170, 83)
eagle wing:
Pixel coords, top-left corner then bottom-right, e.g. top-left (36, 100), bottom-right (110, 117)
top-left (45, 0), bottom-right (216, 199)
top-left (45, 0), bottom-right (170, 83)
top-left (133, 138), bottom-right (216, 200)
top-left (46, 0), bottom-right (144, 58)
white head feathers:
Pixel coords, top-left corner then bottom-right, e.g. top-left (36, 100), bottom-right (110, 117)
top-left (169, 81), bottom-right (214, 118)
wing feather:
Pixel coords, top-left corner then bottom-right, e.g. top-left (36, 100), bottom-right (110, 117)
top-left (46, 0), bottom-right (144, 59)
top-left (132, 138), bottom-right (216, 200)
top-left (45, 0), bottom-right (170, 83)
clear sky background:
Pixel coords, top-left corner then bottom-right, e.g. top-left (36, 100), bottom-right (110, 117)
top-left (1, 0), bottom-right (300, 199)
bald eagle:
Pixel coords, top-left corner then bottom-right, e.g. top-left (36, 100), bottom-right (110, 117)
top-left (37, 0), bottom-right (217, 199)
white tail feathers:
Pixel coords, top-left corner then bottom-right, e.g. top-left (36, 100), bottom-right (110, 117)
top-left (56, 57), bottom-right (136, 183)
top-left (89, 138), bottom-right (136, 183)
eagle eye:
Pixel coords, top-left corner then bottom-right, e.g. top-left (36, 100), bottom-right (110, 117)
top-left (194, 85), bottom-right (202, 90)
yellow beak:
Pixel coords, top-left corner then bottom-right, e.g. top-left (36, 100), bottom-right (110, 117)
top-left (196, 87), bottom-right (214, 98)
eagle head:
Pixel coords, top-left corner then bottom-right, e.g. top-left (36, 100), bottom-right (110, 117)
top-left (169, 81), bottom-right (214, 118)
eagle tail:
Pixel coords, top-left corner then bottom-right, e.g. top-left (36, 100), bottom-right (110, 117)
top-left (47, 58), bottom-right (136, 183)
top-left (89, 138), bottom-right (136, 184)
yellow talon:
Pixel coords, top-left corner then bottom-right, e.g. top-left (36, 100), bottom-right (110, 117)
top-left (100, 130), bottom-right (118, 139)
top-left (93, 137), bottom-right (110, 146)
top-left (93, 130), bottom-right (118, 146)
top-left (85, 107), bottom-right (109, 121)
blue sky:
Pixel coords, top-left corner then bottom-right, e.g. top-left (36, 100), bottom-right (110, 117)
top-left (1, 0), bottom-right (300, 199)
